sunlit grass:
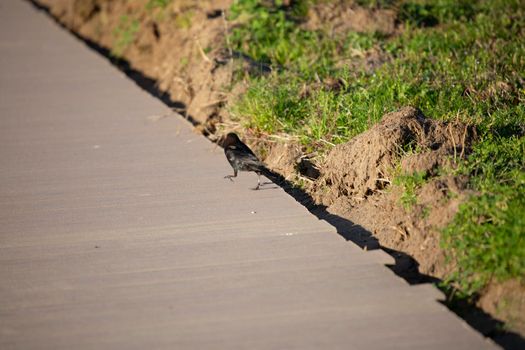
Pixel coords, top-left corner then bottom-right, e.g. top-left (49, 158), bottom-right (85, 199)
top-left (228, 0), bottom-right (525, 295)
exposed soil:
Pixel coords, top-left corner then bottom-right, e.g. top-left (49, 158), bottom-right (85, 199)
top-left (304, 1), bottom-right (397, 36)
top-left (32, 0), bottom-right (525, 344)
top-left (313, 107), bottom-right (473, 203)
top-left (481, 280), bottom-right (525, 336)
top-left (309, 107), bottom-right (475, 278)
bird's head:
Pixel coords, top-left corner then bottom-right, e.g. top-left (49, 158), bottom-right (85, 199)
top-left (222, 132), bottom-right (241, 148)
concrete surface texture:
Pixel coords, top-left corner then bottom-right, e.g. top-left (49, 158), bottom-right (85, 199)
top-left (0, 0), bottom-right (497, 349)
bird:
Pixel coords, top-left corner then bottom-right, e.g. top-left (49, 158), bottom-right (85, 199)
top-left (222, 132), bottom-right (267, 190)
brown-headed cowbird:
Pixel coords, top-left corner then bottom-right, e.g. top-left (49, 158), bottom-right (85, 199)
top-left (223, 132), bottom-right (266, 190)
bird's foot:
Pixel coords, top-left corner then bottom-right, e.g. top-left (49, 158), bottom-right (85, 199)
top-left (224, 175), bottom-right (235, 182)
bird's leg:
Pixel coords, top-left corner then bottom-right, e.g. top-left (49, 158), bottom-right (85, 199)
top-left (224, 169), bottom-right (237, 182)
top-left (253, 172), bottom-right (261, 190)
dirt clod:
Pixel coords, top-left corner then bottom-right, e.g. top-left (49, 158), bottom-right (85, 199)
top-left (313, 106), bottom-right (475, 205)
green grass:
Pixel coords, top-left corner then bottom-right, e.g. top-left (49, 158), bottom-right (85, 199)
top-left (229, 0), bottom-right (342, 72)
top-left (393, 171), bottom-right (428, 210)
top-left (174, 10), bottom-right (194, 29)
top-left (146, 0), bottom-right (171, 10)
top-left (443, 135), bottom-right (525, 295)
top-left (228, 0), bottom-right (525, 295)
top-left (112, 15), bottom-right (140, 57)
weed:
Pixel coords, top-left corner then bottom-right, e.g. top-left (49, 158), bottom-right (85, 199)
top-left (112, 15), bottom-right (140, 57)
top-left (146, 0), bottom-right (171, 10)
top-left (399, 139), bottom-right (426, 157)
top-left (179, 56), bottom-right (189, 69)
top-left (175, 10), bottom-right (194, 29)
top-left (421, 205), bottom-right (430, 219)
top-left (394, 171), bottom-right (427, 210)
top-left (355, 0), bottom-right (397, 9)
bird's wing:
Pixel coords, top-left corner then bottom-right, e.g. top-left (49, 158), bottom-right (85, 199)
top-left (230, 147), bottom-right (259, 162)
top-left (236, 142), bottom-right (258, 158)
top-left (227, 145), bottom-right (264, 170)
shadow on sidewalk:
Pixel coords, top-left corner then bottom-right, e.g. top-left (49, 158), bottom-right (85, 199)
top-left (26, 1), bottom-right (525, 348)
top-left (259, 169), bottom-right (525, 349)
top-left (276, 178), bottom-right (525, 350)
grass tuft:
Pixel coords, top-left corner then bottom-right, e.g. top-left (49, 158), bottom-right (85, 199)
top-left (393, 171), bottom-right (428, 210)
top-left (112, 15), bottom-right (140, 57)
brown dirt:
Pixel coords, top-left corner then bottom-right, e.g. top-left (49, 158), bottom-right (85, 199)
top-left (312, 107), bottom-right (474, 202)
top-left (309, 106), bottom-right (475, 278)
top-left (304, 1), bottom-right (397, 36)
top-left (480, 280), bottom-right (525, 335)
top-left (33, 0), bottom-right (524, 341)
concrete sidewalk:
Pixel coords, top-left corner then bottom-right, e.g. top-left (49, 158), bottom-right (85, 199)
top-left (0, 0), bottom-right (496, 349)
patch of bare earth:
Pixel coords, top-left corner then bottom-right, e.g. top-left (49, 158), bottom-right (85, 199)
top-left (268, 106), bottom-right (475, 281)
top-left (480, 280), bottom-right (525, 336)
top-left (34, 0), bottom-right (524, 340)
top-left (304, 0), bottom-right (397, 36)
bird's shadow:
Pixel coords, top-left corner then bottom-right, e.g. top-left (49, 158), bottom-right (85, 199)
top-left (253, 181), bottom-right (278, 190)
top-left (27, 1), bottom-right (525, 348)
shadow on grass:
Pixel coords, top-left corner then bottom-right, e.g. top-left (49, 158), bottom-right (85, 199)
top-left (27, 1), bottom-right (525, 348)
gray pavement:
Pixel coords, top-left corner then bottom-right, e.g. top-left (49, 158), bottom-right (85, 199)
top-left (0, 0), bottom-right (497, 349)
